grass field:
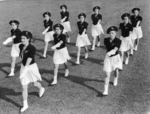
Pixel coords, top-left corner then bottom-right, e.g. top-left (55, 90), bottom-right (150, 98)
top-left (0, 0), bottom-right (150, 114)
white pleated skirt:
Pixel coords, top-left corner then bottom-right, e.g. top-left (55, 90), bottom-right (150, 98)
top-left (76, 34), bottom-right (91, 47)
top-left (53, 47), bottom-right (71, 64)
top-left (91, 24), bottom-right (104, 37)
top-left (103, 54), bottom-right (122, 72)
top-left (119, 36), bottom-right (133, 52)
top-left (20, 63), bottom-right (42, 86)
top-left (44, 31), bottom-right (54, 42)
top-left (133, 26), bottom-right (143, 39)
top-left (11, 43), bottom-right (20, 57)
top-left (61, 21), bottom-right (71, 33)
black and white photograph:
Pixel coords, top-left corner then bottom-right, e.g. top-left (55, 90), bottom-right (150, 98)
top-left (0, 0), bottom-right (150, 114)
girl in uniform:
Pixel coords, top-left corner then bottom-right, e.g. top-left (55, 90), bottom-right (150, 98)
top-left (76, 13), bottom-right (91, 64)
top-left (60, 5), bottom-right (71, 43)
top-left (103, 26), bottom-right (122, 96)
top-left (3, 20), bottom-right (22, 77)
top-left (91, 6), bottom-right (104, 50)
top-left (130, 8), bottom-right (143, 51)
top-left (19, 31), bottom-right (45, 112)
top-left (42, 12), bottom-right (54, 58)
top-left (51, 24), bottom-right (71, 85)
top-left (119, 13), bottom-right (133, 65)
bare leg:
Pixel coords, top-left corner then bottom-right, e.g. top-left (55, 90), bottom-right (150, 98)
top-left (64, 62), bottom-right (69, 77)
top-left (76, 47), bottom-right (81, 64)
top-left (43, 42), bottom-right (49, 58)
top-left (120, 52), bottom-right (124, 63)
top-left (51, 64), bottom-right (59, 85)
top-left (97, 36), bottom-right (101, 47)
top-left (125, 51), bottom-right (130, 65)
top-left (103, 72), bottom-right (111, 95)
top-left (9, 57), bottom-right (17, 76)
top-left (113, 69), bottom-right (119, 86)
top-left (34, 82), bottom-right (45, 97)
top-left (84, 46), bottom-right (88, 59)
top-left (92, 36), bottom-right (97, 50)
top-left (66, 32), bottom-right (70, 43)
top-left (21, 84), bottom-right (29, 112)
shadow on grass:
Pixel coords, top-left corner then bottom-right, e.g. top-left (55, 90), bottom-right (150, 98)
top-left (69, 53), bottom-right (104, 65)
top-left (0, 62), bottom-right (20, 77)
top-left (40, 68), bottom-right (104, 97)
top-left (0, 87), bottom-right (21, 108)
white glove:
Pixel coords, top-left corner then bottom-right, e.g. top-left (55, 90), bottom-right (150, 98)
top-left (20, 66), bottom-right (29, 79)
top-left (51, 42), bottom-right (61, 50)
top-left (107, 49), bottom-right (116, 56)
top-left (42, 31), bottom-right (47, 35)
top-left (3, 37), bottom-right (13, 45)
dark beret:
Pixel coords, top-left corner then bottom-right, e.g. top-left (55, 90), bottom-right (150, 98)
top-left (21, 31), bottom-right (33, 40)
top-left (53, 23), bottom-right (64, 30)
top-left (132, 8), bottom-right (140, 13)
top-left (93, 6), bottom-right (100, 11)
top-left (43, 12), bottom-right (51, 17)
top-left (78, 13), bottom-right (86, 19)
top-left (107, 26), bottom-right (118, 34)
top-left (9, 20), bottom-right (20, 25)
top-left (60, 5), bottom-right (67, 10)
top-left (121, 13), bottom-right (130, 20)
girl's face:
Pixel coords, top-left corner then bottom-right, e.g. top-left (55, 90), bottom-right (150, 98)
top-left (80, 16), bottom-right (85, 22)
top-left (134, 10), bottom-right (139, 16)
top-left (62, 7), bottom-right (66, 12)
top-left (55, 27), bottom-right (62, 35)
top-left (21, 36), bottom-right (29, 45)
top-left (124, 16), bottom-right (129, 24)
top-left (11, 23), bottom-right (18, 30)
top-left (109, 31), bottom-right (116, 39)
top-left (45, 14), bottom-right (50, 21)
top-left (95, 9), bottom-right (99, 14)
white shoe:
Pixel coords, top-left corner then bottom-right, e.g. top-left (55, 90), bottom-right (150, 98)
top-left (134, 45), bottom-right (138, 51)
top-left (39, 87), bottom-right (45, 97)
top-left (125, 58), bottom-right (129, 65)
top-left (102, 91), bottom-right (108, 96)
top-left (51, 78), bottom-right (57, 85)
top-left (20, 104), bottom-right (28, 112)
top-left (65, 69), bottom-right (69, 77)
top-left (43, 54), bottom-right (46, 58)
top-left (67, 38), bottom-right (70, 43)
top-left (85, 53), bottom-right (88, 59)
top-left (97, 42), bottom-right (100, 47)
top-left (75, 61), bottom-right (80, 64)
top-left (113, 78), bottom-right (118, 86)
top-left (91, 47), bottom-right (95, 51)
top-left (8, 72), bottom-right (14, 77)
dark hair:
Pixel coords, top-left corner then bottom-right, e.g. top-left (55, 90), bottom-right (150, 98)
top-left (78, 13), bottom-right (86, 19)
top-left (132, 8), bottom-right (140, 13)
top-left (93, 6), bottom-right (100, 12)
top-left (43, 12), bottom-right (51, 17)
top-left (107, 26), bottom-right (118, 34)
top-left (60, 5), bottom-right (67, 10)
top-left (21, 31), bottom-right (33, 43)
top-left (53, 24), bottom-right (64, 31)
top-left (9, 20), bottom-right (20, 26)
top-left (121, 13), bottom-right (130, 20)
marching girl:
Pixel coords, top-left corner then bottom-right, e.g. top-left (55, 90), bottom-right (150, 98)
top-left (103, 26), bottom-right (122, 96)
top-left (19, 31), bottom-right (45, 112)
top-left (130, 8), bottom-right (143, 51)
top-left (51, 24), bottom-right (71, 85)
top-left (76, 13), bottom-right (91, 64)
top-left (60, 5), bottom-right (72, 43)
top-left (42, 12), bottom-right (54, 58)
top-left (3, 20), bottom-right (22, 77)
top-left (119, 13), bottom-right (133, 65)
top-left (91, 6), bottom-right (104, 50)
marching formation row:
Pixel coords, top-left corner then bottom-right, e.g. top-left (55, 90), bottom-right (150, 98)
top-left (2, 5), bottom-right (143, 112)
